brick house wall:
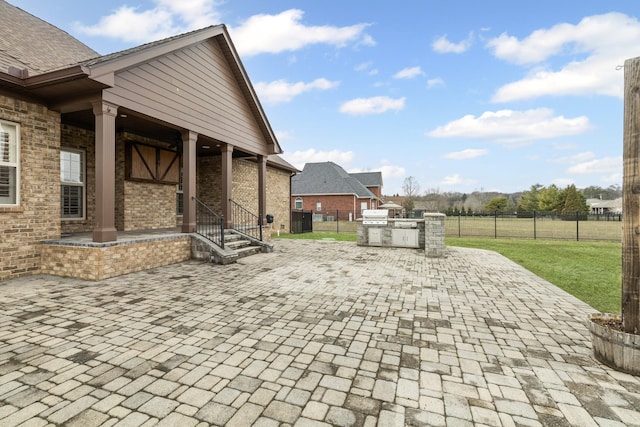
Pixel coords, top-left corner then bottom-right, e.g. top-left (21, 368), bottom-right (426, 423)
top-left (267, 167), bottom-right (292, 233)
top-left (292, 194), bottom-right (373, 221)
top-left (0, 94), bottom-right (61, 281)
top-left (197, 156), bottom-right (292, 232)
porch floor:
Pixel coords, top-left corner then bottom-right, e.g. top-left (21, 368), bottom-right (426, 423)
top-left (45, 228), bottom-right (185, 247)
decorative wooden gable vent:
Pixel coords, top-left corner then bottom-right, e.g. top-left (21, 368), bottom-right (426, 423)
top-left (126, 141), bottom-right (180, 184)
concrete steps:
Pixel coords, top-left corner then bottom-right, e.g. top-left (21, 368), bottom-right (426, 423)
top-left (224, 233), bottom-right (261, 259)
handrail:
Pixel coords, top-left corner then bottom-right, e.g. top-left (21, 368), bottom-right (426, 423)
top-left (229, 199), bottom-right (263, 241)
top-left (193, 197), bottom-right (224, 249)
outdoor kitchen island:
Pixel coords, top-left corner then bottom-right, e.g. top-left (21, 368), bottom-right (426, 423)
top-left (357, 209), bottom-right (445, 257)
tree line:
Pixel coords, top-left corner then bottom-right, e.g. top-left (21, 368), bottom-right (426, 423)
top-left (396, 177), bottom-right (621, 215)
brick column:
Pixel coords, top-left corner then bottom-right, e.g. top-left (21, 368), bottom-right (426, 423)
top-left (181, 130), bottom-right (197, 233)
top-left (221, 143), bottom-right (233, 229)
top-left (92, 101), bottom-right (118, 243)
top-left (424, 213), bottom-right (446, 258)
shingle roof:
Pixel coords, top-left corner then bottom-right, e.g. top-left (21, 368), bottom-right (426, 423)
top-left (291, 162), bottom-right (376, 198)
top-left (0, 0), bottom-right (99, 75)
top-left (351, 171), bottom-right (383, 187)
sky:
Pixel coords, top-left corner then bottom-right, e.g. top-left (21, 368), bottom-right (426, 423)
top-left (8, 0), bottom-right (639, 196)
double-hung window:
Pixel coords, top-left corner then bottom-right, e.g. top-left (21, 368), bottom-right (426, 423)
top-left (0, 120), bottom-right (19, 206)
top-left (60, 148), bottom-right (85, 219)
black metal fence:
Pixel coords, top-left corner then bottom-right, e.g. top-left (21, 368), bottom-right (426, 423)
top-left (229, 199), bottom-right (263, 241)
top-left (446, 211), bottom-right (621, 241)
top-left (291, 210), bottom-right (313, 233)
top-left (294, 209), bottom-right (622, 242)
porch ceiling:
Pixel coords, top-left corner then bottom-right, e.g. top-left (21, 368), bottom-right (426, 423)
top-left (62, 108), bottom-right (255, 158)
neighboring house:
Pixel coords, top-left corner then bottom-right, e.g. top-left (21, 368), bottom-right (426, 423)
top-left (350, 171), bottom-right (383, 200)
top-left (587, 198), bottom-right (623, 215)
top-left (291, 162), bottom-right (380, 220)
top-left (0, 0), bottom-right (296, 281)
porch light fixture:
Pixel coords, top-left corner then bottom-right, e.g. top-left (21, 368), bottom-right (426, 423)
top-left (202, 145), bottom-right (211, 149)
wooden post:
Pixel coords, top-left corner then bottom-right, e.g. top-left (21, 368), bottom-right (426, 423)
top-left (622, 57), bottom-right (640, 333)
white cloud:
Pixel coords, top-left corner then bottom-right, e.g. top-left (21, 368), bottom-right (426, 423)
top-left (230, 9), bottom-right (374, 56)
top-left (282, 149), bottom-right (354, 170)
top-left (443, 149), bottom-right (489, 160)
top-left (74, 0), bottom-right (220, 43)
top-left (427, 78), bottom-right (445, 89)
top-left (566, 156), bottom-right (622, 174)
top-left (441, 174), bottom-right (476, 186)
top-left (427, 108), bottom-right (590, 145)
top-left (254, 78), bottom-right (339, 104)
top-left (75, 3), bottom-right (374, 57)
top-left (550, 151), bottom-right (596, 164)
top-left (432, 33), bottom-right (473, 53)
top-left (487, 12), bottom-right (640, 102)
top-left (393, 66), bottom-right (424, 79)
top-left (275, 130), bottom-right (294, 141)
top-left (602, 173), bottom-right (622, 184)
top-left (349, 164), bottom-right (406, 181)
top-left (355, 62), bottom-right (379, 76)
top-left (339, 96), bottom-right (406, 116)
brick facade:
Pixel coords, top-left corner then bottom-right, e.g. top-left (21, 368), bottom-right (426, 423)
top-left (267, 167), bottom-right (292, 233)
top-left (196, 156), bottom-right (292, 232)
top-left (2, 101), bottom-right (291, 281)
top-left (41, 236), bottom-right (191, 281)
top-left (0, 94), bottom-right (61, 281)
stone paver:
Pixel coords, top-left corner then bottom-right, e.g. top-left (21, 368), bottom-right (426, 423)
top-left (1, 239), bottom-right (639, 426)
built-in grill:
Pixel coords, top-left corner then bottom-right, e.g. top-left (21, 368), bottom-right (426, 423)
top-left (362, 209), bottom-right (389, 225)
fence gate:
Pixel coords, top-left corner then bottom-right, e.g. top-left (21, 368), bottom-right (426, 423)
top-left (291, 210), bottom-right (313, 233)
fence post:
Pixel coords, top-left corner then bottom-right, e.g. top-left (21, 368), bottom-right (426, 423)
top-left (458, 212), bottom-right (461, 237)
top-left (494, 210), bottom-right (497, 239)
top-left (576, 211), bottom-right (579, 241)
top-left (533, 210), bottom-right (537, 240)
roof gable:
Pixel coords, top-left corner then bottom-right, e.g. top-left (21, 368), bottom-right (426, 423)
top-left (351, 171), bottom-right (383, 187)
top-left (292, 162), bottom-right (376, 198)
top-left (0, 0), bottom-right (98, 75)
top-left (85, 25), bottom-right (281, 155)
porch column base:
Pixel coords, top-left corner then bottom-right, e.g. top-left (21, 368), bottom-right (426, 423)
top-left (93, 228), bottom-right (117, 243)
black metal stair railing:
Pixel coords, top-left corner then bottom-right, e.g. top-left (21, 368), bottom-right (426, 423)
top-left (229, 199), bottom-right (263, 241)
top-left (193, 197), bottom-right (224, 248)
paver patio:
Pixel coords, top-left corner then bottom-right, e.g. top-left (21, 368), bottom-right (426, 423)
top-left (0, 239), bottom-right (639, 426)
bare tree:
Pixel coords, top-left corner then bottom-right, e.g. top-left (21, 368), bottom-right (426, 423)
top-left (402, 176), bottom-right (420, 216)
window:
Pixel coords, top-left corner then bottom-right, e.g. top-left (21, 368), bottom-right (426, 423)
top-left (0, 120), bottom-right (19, 206)
top-left (295, 197), bottom-right (302, 210)
top-left (316, 202), bottom-right (322, 211)
top-left (176, 167), bottom-right (183, 215)
top-left (60, 148), bottom-right (85, 219)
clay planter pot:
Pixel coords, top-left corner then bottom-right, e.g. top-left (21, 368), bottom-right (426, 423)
top-left (588, 313), bottom-right (640, 376)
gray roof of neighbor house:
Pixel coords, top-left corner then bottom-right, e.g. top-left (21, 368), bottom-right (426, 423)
top-left (0, 0), bottom-right (99, 75)
top-left (351, 171), bottom-right (383, 188)
top-left (292, 162), bottom-right (377, 198)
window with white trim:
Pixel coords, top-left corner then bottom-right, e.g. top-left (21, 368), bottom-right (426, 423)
top-left (316, 202), bottom-right (322, 211)
top-left (0, 120), bottom-right (19, 206)
top-left (295, 197), bottom-right (302, 209)
top-left (176, 167), bottom-right (183, 215)
top-left (60, 148), bottom-right (85, 219)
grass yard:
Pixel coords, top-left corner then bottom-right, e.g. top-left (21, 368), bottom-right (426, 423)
top-left (276, 232), bottom-right (621, 314)
top-left (447, 237), bottom-right (622, 314)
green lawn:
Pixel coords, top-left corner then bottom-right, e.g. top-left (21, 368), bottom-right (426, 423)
top-left (276, 233), bottom-right (621, 314)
